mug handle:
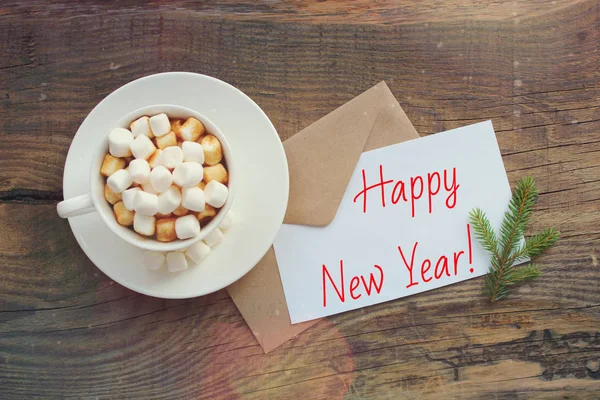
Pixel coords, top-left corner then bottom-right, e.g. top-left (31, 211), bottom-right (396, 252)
top-left (57, 194), bottom-right (95, 218)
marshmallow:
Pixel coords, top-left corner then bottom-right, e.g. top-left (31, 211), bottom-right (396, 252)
top-left (179, 117), bottom-right (205, 142)
top-left (148, 149), bottom-right (163, 168)
top-left (149, 113), bottom-right (171, 137)
top-left (158, 186), bottom-right (181, 214)
top-left (143, 251), bottom-right (165, 271)
top-left (195, 204), bottom-right (216, 221)
top-left (133, 213), bottom-right (155, 236)
top-left (204, 181), bottom-right (228, 208)
top-left (128, 159), bottom-right (150, 184)
top-left (182, 187), bottom-right (205, 212)
top-left (122, 187), bottom-right (141, 211)
top-left (100, 154), bottom-right (126, 177)
top-left (130, 116), bottom-right (154, 139)
top-left (130, 134), bottom-right (156, 160)
top-left (159, 146), bottom-right (184, 169)
top-left (201, 135), bottom-right (222, 165)
top-left (156, 218), bottom-right (177, 242)
top-left (149, 166), bottom-right (173, 193)
top-left (142, 182), bottom-right (158, 195)
top-left (173, 203), bottom-right (189, 217)
top-left (182, 141), bottom-right (205, 164)
top-left (134, 190), bottom-right (159, 216)
top-left (155, 131), bottom-right (177, 150)
top-left (113, 201), bottom-right (134, 226)
top-left (167, 252), bottom-right (188, 272)
top-left (108, 128), bottom-right (134, 158)
top-left (107, 168), bottom-right (132, 193)
top-left (203, 163), bottom-right (228, 184)
top-left (104, 183), bottom-right (122, 205)
top-left (171, 119), bottom-right (183, 137)
top-left (175, 215), bottom-right (200, 239)
top-left (219, 210), bottom-right (234, 230)
top-left (186, 241), bottom-right (211, 264)
top-left (203, 228), bottom-right (224, 247)
top-left (173, 162), bottom-right (203, 187)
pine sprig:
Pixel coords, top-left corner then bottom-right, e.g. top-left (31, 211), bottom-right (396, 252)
top-left (503, 263), bottom-right (541, 285)
top-left (498, 176), bottom-right (538, 263)
top-left (469, 208), bottom-right (501, 265)
top-left (469, 177), bottom-right (559, 303)
top-left (522, 228), bottom-right (560, 258)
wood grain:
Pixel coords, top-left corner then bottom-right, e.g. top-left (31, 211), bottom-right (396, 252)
top-left (0, 1), bottom-right (599, 399)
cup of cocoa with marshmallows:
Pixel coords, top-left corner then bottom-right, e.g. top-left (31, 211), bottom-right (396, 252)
top-left (57, 105), bottom-right (236, 252)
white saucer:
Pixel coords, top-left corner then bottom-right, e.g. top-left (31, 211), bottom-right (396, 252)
top-left (63, 72), bottom-right (289, 298)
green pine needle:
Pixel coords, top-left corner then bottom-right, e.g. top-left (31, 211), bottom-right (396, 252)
top-left (523, 228), bottom-right (560, 258)
top-left (468, 208), bottom-right (501, 266)
top-left (498, 176), bottom-right (538, 264)
top-left (469, 177), bottom-right (559, 303)
top-left (504, 263), bottom-right (542, 285)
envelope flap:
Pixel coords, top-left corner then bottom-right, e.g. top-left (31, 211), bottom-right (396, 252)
top-left (283, 81), bottom-right (394, 226)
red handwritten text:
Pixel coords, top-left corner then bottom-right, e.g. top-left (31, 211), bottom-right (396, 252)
top-left (398, 224), bottom-right (473, 289)
top-left (322, 260), bottom-right (384, 307)
top-left (353, 166), bottom-right (460, 217)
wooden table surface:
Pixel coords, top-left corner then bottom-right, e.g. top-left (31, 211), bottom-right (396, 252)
top-left (1, 1), bottom-right (599, 399)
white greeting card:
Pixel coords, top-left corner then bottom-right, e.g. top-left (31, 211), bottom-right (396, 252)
top-left (274, 121), bottom-right (517, 323)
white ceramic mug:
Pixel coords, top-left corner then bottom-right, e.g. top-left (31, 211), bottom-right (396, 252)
top-left (57, 104), bottom-right (236, 252)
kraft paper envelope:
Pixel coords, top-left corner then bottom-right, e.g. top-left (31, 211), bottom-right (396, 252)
top-left (227, 81), bottom-right (420, 353)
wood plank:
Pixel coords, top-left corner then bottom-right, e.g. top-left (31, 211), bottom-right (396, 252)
top-left (0, 204), bottom-right (598, 397)
top-left (0, 0), bottom-right (598, 195)
top-left (0, 0), bottom-right (589, 24)
top-left (1, 0), bottom-right (599, 398)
